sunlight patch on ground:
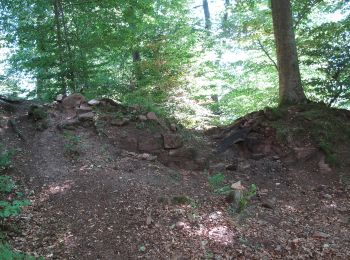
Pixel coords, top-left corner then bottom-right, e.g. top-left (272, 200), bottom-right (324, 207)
top-left (39, 180), bottom-right (74, 202)
top-left (181, 210), bottom-right (236, 245)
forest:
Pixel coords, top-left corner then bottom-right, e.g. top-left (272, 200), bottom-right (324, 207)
top-left (0, 0), bottom-right (349, 259)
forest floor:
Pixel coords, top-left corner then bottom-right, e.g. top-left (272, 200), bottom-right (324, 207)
top-left (1, 98), bottom-right (350, 259)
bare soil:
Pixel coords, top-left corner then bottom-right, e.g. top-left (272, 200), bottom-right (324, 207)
top-left (1, 101), bottom-right (349, 259)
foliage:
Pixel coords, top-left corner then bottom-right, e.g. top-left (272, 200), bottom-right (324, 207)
top-left (0, 147), bottom-right (14, 171)
top-left (208, 173), bottom-right (226, 190)
top-left (63, 131), bottom-right (81, 158)
top-left (238, 184), bottom-right (257, 212)
top-left (0, 243), bottom-right (41, 260)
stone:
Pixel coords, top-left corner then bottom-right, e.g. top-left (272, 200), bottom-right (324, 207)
top-left (261, 198), bottom-right (276, 209)
top-left (163, 134), bottom-right (183, 149)
top-left (226, 162), bottom-right (237, 171)
top-left (146, 112), bottom-right (158, 121)
top-left (56, 94), bottom-right (64, 102)
top-left (88, 99), bottom-right (100, 106)
top-left (139, 115), bottom-right (147, 121)
top-left (76, 105), bottom-right (93, 115)
top-left (62, 93), bottom-right (85, 109)
top-left (231, 181), bottom-right (245, 190)
top-left (175, 221), bottom-right (185, 230)
top-left (209, 163), bottom-right (226, 173)
top-left (111, 118), bottom-right (129, 127)
top-left (138, 136), bottom-right (163, 152)
top-left (170, 123), bottom-right (177, 132)
top-left (139, 153), bottom-right (157, 161)
top-left (78, 112), bottom-right (95, 121)
top-left (313, 231), bottom-right (330, 239)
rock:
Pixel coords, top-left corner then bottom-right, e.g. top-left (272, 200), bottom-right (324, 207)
top-left (62, 93), bottom-right (85, 109)
top-left (88, 99), bottom-right (100, 106)
top-left (139, 115), bottom-right (147, 121)
top-left (76, 105), bottom-right (93, 115)
top-left (175, 221), bottom-right (185, 230)
top-left (120, 137), bottom-right (138, 151)
top-left (231, 181), bottom-right (245, 190)
top-left (226, 162), bottom-right (237, 171)
top-left (146, 112), bottom-right (158, 121)
top-left (163, 134), bottom-right (183, 149)
top-left (261, 198), bottom-right (276, 209)
top-left (251, 153), bottom-right (264, 160)
top-left (138, 136), bottom-right (163, 152)
top-left (170, 123), bottom-right (177, 132)
top-left (56, 94), bottom-right (64, 102)
top-left (78, 112), bottom-right (95, 121)
top-left (139, 153), bottom-right (157, 161)
top-left (209, 163), bottom-right (226, 173)
top-left (313, 231), bottom-right (330, 239)
top-left (111, 118), bottom-right (129, 127)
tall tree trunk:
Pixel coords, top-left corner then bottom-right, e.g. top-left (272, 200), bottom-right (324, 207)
top-left (271, 0), bottom-right (307, 106)
top-left (57, 0), bottom-right (77, 92)
top-left (203, 0), bottom-right (211, 30)
top-left (52, 0), bottom-right (67, 95)
top-left (223, 0), bottom-right (230, 23)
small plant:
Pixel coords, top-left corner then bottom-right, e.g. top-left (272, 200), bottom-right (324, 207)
top-left (208, 173), bottom-right (226, 189)
top-left (0, 243), bottom-right (41, 260)
top-left (0, 146), bottom-right (14, 171)
top-left (63, 132), bottom-right (81, 158)
top-left (238, 184), bottom-right (257, 212)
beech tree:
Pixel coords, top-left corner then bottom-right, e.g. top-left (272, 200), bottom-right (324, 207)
top-left (271, 0), bottom-right (307, 106)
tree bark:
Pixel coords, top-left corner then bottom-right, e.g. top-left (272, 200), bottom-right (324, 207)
top-left (52, 0), bottom-right (67, 95)
top-left (271, 0), bottom-right (307, 106)
top-left (203, 0), bottom-right (211, 30)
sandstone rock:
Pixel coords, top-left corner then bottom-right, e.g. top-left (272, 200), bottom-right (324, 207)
top-left (139, 115), bottom-right (147, 121)
top-left (139, 153), bottom-right (157, 161)
top-left (111, 118), bottom-right (129, 127)
top-left (163, 134), bottom-right (183, 149)
top-left (146, 112), bottom-right (158, 121)
top-left (88, 99), bottom-right (100, 106)
top-left (76, 105), bottom-right (93, 115)
top-left (138, 136), bottom-right (163, 152)
top-left (57, 119), bottom-right (80, 130)
top-left (170, 123), bottom-right (177, 132)
top-left (62, 93), bottom-right (85, 109)
top-left (78, 112), bottom-right (95, 121)
top-left (209, 163), bottom-right (226, 173)
top-left (175, 221), bottom-right (185, 230)
top-left (313, 231), bottom-right (330, 239)
top-left (56, 94), bottom-right (64, 102)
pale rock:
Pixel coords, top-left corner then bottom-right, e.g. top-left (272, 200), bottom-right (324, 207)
top-left (146, 112), bottom-right (158, 121)
top-left (313, 231), bottom-right (330, 239)
top-left (139, 115), bottom-right (147, 121)
top-left (88, 99), bottom-right (100, 106)
top-left (62, 93), bottom-right (85, 109)
top-left (56, 94), bottom-right (64, 102)
top-left (78, 112), bottom-right (95, 121)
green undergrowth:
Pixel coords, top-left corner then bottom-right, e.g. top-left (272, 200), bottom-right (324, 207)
top-left (269, 102), bottom-right (350, 166)
top-left (0, 144), bottom-right (38, 259)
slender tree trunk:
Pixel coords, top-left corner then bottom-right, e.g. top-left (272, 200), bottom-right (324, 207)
top-left (271, 0), bottom-right (307, 106)
top-left (223, 0), bottom-right (230, 23)
top-left (57, 0), bottom-right (77, 92)
top-left (52, 0), bottom-right (67, 95)
top-left (203, 0), bottom-right (211, 30)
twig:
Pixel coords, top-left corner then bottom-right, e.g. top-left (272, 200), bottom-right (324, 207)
top-left (256, 39), bottom-right (278, 71)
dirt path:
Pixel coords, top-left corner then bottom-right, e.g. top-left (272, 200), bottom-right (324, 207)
top-left (2, 102), bottom-right (350, 259)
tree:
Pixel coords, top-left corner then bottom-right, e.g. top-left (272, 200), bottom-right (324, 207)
top-left (271, 0), bottom-right (307, 106)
